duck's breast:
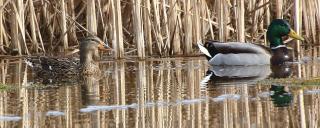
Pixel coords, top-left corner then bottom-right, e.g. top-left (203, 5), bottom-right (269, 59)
top-left (209, 53), bottom-right (271, 65)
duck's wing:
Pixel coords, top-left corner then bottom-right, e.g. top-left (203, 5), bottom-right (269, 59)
top-left (206, 41), bottom-right (270, 54)
top-left (200, 41), bottom-right (272, 65)
top-left (209, 53), bottom-right (271, 65)
top-left (199, 40), bottom-right (271, 60)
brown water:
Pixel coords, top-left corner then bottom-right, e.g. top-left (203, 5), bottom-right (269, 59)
top-left (0, 57), bottom-right (320, 128)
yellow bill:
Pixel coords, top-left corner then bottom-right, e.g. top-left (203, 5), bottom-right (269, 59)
top-left (288, 29), bottom-right (304, 41)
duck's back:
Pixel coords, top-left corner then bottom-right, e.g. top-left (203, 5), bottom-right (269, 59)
top-left (26, 56), bottom-right (79, 76)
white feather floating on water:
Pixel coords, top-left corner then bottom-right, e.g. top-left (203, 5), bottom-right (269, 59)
top-left (197, 41), bottom-right (212, 58)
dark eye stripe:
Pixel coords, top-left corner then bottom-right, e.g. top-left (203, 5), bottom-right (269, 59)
top-left (83, 36), bottom-right (103, 44)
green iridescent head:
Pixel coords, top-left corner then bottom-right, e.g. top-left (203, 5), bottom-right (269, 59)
top-left (267, 19), bottom-right (304, 48)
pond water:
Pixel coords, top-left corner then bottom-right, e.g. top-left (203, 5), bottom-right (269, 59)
top-left (0, 57), bottom-right (320, 127)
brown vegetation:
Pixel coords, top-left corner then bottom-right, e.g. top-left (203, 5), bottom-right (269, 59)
top-left (0, 0), bottom-right (319, 58)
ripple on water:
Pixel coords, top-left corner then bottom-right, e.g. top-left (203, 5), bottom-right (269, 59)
top-left (0, 115), bottom-right (21, 122)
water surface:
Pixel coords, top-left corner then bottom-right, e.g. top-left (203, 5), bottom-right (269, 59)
top-left (0, 57), bottom-right (319, 127)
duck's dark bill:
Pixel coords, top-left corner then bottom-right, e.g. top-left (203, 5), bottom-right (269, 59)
top-left (288, 29), bottom-right (304, 41)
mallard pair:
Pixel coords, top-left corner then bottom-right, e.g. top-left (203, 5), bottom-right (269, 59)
top-left (198, 19), bottom-right (304, 65)
top-left (26, 36), bottom-right (111, 79)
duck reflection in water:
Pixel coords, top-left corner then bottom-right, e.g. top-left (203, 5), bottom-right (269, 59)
top-left (201, 64), bottom-right (293, 85)
top-left (269, 84), bottom-right (293, 107)
top-left (202, 65), bottom-right (271, 85)
top-left (79, 75), bottom-right (101, 106)
top-left (201, 63), bottom-right (297, 85)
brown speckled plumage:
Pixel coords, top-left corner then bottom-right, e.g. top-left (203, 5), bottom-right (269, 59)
top-left (26, 36), bottom-right (110, 83)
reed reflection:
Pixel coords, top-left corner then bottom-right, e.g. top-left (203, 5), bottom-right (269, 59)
top-left (0, 58), bottom-right (320, 127)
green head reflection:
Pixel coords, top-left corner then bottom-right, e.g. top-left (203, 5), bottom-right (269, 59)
top-left (270, 84), bottom-right (293, 107)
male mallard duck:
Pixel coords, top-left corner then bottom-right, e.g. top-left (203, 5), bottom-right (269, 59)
top-left (198, 19), bottom-right (304, 65)
top-left (26, 36), bottom-right (111, 78)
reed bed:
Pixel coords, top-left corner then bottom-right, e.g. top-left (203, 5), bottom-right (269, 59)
top-left (0, 0), bottom-right (319, 58)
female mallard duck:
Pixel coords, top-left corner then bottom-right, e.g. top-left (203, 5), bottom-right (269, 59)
top-left (26, 36), bottom-right (111, 78)
top-left (198, 19), bottom-right (304, 65)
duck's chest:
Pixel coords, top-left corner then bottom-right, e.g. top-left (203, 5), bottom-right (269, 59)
top-left (79, 63), bottom-right (100, 75)
top-left (271, 47), bottom-right (293, 65)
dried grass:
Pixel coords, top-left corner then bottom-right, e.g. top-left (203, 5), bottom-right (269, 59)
top-left (0, 0), bottom-right (318, 58)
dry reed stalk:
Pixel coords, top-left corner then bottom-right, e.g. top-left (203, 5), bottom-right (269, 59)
top-left (60, 0), bottom-right (68, 50)
top-left (265, 0), bottom-right (270, 31)
top-left (316, 1), bottom-right (320, 56)
top-left (258, 2), bottom-right (265, 31)
top-left (0, 0), bottom-right (2, 53)
top-left (86, 0), bottom-right (97, 35)
top-left (251, 0), bottom-right (264, 42)
top-left (28, 0), bottom-right (38, 53)
top-left (294, 0), bottom-right (302, 57)
top-left (306, 1), bottom-right (316, 42)
top-left (183, 0), bottom-right (192, 54)
top-left (95, 0), bottom-right (104, 34)
top-left (40, 0), bottom-right (53, 49)
top-left (10, 2), bottom-right (21, 55)
top-left (169, 0), bottom-right (181, 54)
top-left (110, 0), bottom-right (124, 58)
top-left (217, 0), bottom-right (225, 41)
top-left (199, 0), bottom-right (210, 36)
top-left (225, 1), bottom-right (231, 40)
top-left (200, 1), bottom-right (210, 37)
top-left (192, 0), bottom-right (201, 45)
top-left (32, 10), bottom-right (45, 53)
top-left (302, 1), bottom-right (317, 59)
top-left (276, 0), bottom-right (283, 18)
top-left (237, 0), bottom-right (245, 42)
top-left (0, 0), bottom-right (4, 54)
top-left (302, 1), bottom-right (310, 40)
top-left (68, 0), bottom-right (78, 44)
top-left (17, 0), bottom-right (28, 55)
top-left (143, 0), bottom-right (153, 55)
top-left (205, 5), bottom-right (214, 39)
top-left (151, 0), bottom-right (164, 55)
top-left (133, 0), bottom-right (145, 58)
top-left (10, 0), bottom-right (29, 55)
top-left (316, 1), bottom-right (320, 28)
top-left (161, 0), bottom-right (170, 55)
